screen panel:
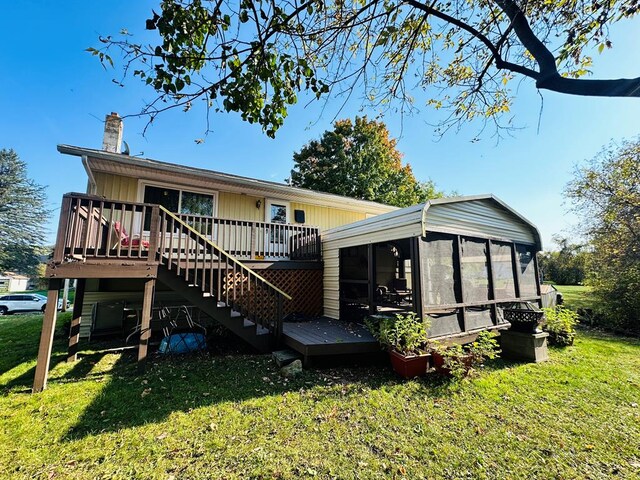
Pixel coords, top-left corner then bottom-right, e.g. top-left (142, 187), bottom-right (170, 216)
top-left (517, 244), bottom-right (538, 297)
top-left (420, 233), bottom-right (458, 306)
top-left (460, 237), bottom-right (490, 303)
top-left (427, 311), bottom-right (463, 337)
top-left (490, 241), bottom-right (517, 300)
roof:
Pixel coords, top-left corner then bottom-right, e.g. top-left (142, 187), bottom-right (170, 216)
top-left (322, 194), bottom-right (543, 250)
top-left (57, 144), bottom-right (397, 215)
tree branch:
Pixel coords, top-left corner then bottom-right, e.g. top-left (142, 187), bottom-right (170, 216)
top-left (493, 0), bottom-right (640, 97)
top-left (406, 0), bottom-right (640, 97)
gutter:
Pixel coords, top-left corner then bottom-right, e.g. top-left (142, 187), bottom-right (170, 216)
top-left (81, 155), bottom-right (97, 195)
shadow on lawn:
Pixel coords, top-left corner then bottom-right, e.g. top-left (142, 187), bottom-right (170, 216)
top-left (62, 345), bottom-right (516, 441)
top-left (62, 349), bottom-right (402, 440)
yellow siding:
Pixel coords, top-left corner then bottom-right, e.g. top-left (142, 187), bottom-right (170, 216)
top-left (218, 191), bottom-right (264, 221)
top-left (290, 202), bottom-right (366, 231)
top-left (92, 174), bottom-right (371, 232)
top-left (93, 172), bottom-right (138, 202)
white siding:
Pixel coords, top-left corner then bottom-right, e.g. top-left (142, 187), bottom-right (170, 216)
top-left (425, 200), bottom-right (538, 246)
top-left (322, 246), bottom-right (341, 319)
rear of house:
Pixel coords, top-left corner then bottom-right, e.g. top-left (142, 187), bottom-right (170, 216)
top-left (33, 114), bottom-right (542, 390)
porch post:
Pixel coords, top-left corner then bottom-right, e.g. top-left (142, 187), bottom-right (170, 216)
top-left (137, 278), bottom-right (156, 371)
top-left (368, 244), bottom-right (376, 314)
top-left (250, 222), bottom-right (256, 260)
top-left (33, 279), bottom-right (62, 393)
top-left (67, 278), bottom-right (86, 363)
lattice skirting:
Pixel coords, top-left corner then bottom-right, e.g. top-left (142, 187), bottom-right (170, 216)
top-left (261, 269), bottom-right (323, 317)
top-left (223, 268), bottom-right (323, 319)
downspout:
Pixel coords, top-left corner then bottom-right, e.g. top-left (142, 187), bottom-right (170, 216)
top-left (82, 155), bottom-right (97, 195)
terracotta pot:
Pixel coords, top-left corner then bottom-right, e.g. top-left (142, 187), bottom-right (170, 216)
top-left (389, 350), bottom-right (431, 378)
top-left (431, 351), bottom-right (474, 376)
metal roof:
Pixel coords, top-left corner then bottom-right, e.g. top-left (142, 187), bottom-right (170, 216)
top-left (322, 194), bottom-right (543, 250)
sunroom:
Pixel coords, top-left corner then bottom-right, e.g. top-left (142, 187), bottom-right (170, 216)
top-left (322, 195), bottom-right (543, 340)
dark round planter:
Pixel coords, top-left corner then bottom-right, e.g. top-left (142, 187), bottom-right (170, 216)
top-left (509, 319), bottom-right (541, 333)
top-left (389, 350), bottom-right (431, 378)
top-left (503, 308), bottom-right (544, 333)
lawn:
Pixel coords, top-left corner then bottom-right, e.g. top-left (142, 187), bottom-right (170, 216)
top-left (1, 314), bottom-right (639, 479)
top-left (555, 285), bottom-right (594, 311)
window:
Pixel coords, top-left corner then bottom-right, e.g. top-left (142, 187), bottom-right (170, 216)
top-left (421, 233), bottom-right (458, 306)
top-left (265, 199), bottom-right (290, 244)
top-left (142, 184), bottom-right (216, 230)
top-left (143, 185), bottom-right (214, 217)
top-left (269, 203), bottom-right (287, 224)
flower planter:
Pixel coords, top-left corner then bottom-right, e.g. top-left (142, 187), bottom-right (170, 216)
top-left (503, 308), bottom-right (544, 333)
top-left (389, 350), bottom-right (431, 378)
top-left (431, 351), bottom-right (474, 376)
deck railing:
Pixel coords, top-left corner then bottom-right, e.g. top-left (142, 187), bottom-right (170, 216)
top-left (159, 207), bottom-right (292, 338)
top-left (53, 194), bottom-right (158, 262)
top-left (53, 193), bottom-right (321, 263)
top-left (176, 213), bottom-right (321, 260)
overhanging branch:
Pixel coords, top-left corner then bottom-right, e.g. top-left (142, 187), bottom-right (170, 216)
top-left (406, 0), bottom-right (640, 98)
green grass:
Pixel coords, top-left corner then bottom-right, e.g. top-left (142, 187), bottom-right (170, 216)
top-left (1, 314), bottom-right (639, 479)
top-left (555, 285), bottom-right (594, 310)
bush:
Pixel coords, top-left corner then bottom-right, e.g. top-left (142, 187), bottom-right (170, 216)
top-left (365, 312), bottom-right (430, 355)
top-left (435, 331), bottom-right (501, 380)
top-left (543, 307), bottom-right (578, 346)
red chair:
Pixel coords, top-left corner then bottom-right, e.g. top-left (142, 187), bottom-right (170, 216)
top-left (112, 221), bottom-right (150, 249)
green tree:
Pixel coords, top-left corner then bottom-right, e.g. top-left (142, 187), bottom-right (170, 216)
top-left (93, 1), bottom-right (639, 137)
top-left (565, 138), bottom-right (640, 333)
top-left (290, 116), bottom-right (442, 207)
top-left (0, 149), bottom-right (49, 275)
top-left (538, 236), bottom-right (589, 285)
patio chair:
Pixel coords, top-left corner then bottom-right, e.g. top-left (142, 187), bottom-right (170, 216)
top-left (112, 221), bottom-right (150, 249)
top-left (391, 278), bottom-right (412, 304)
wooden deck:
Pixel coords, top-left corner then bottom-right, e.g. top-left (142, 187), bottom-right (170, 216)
top-left (282, 317), bottom-right (380, 358)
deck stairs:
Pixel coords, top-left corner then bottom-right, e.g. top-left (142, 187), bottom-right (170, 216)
top-left (154, 207), bottom-right (290, 353)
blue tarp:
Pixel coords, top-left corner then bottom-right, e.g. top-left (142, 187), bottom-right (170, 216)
top-left (159, 333), bottom-right (207, 354)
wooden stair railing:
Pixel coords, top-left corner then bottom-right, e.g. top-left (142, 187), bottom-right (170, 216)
top-left (156, 207), bottom-right (292, 340)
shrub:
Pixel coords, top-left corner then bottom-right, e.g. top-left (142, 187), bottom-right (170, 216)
top-left (435, 331), bottom-right (501, 380)
top-left (365, 312), bottom-right (430, 355)
top-left (543, 306), bottom-right (578, 346)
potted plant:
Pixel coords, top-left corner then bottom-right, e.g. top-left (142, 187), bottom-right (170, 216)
top-left (432, 331), bottom-right (500, 379)
top-left (365, 312), bottom-right (432, 378)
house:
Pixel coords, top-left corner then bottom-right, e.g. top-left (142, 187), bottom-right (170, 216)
top-left (32, 113), bottom-right (543, 392)
top-left (32, 113), bottom-right (396, 391)
top-left (0, 272), bottom-right (30, 292)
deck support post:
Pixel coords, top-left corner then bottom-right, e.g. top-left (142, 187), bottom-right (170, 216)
top-left (67, 278), bottom-right (86, 363)
top-left (33, 279), bottom-right (62, 393)
top-left (137, 277), bottom-right (156, 371)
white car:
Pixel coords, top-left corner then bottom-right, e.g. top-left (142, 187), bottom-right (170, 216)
top-left (0, 294), bottom-right (67, 315)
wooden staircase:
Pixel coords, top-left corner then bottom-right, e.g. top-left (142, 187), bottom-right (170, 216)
top-left (155, 207), bottom-right (291, 352)
top-left (156, 266), bottom-right (274, 351)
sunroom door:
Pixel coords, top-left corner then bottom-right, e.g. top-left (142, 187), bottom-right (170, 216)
top-left (264, 199), bottom-right (290, 258)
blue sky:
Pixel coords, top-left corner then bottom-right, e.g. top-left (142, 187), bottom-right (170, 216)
top-left (1, 1), bottom-right (639, 249)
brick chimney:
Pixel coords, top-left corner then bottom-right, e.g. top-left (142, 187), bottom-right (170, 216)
top-left (102, 112), bottom-right (123, 153)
